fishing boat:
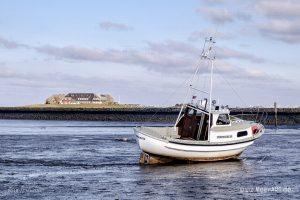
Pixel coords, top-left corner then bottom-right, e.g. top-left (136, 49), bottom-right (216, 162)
top-left (134, 37), bottom-right (265, 164)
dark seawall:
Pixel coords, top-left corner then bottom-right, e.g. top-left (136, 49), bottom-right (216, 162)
top-left (0, 107), bottom-right (299, 125)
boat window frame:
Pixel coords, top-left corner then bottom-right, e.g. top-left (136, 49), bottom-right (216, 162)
top-left (216, 113), bottom-right (231, 126)
top-left (186, 105), bottom-right (209, 115)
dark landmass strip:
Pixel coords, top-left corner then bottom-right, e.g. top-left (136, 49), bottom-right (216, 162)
top-left (0, 107), bottom-right (299, 125)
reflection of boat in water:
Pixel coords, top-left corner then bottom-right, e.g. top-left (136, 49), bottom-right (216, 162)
top-left (134, 37), bottom-right (264, 164)
top-left (137, 160), bottom-right (249, 198)
top-left (139, 159), bottom-right (247, 179)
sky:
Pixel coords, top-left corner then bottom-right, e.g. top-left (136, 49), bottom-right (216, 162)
top-left (0, 0), bottom-right (299, 107)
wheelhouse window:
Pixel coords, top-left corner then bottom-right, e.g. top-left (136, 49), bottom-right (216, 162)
top-left (216, 114), bottom-right (230, 125)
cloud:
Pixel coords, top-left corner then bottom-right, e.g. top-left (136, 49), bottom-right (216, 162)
top-left (99, 21), bottom-right (133, 31)
top-left (253, 0), bottom-right (300, 43)
top-left (255, 0), bottom-right (300, 19)
top-left (34, 40), bottom-right (266, 72)
top-left (188, 28), bottom-right (233, 41)
top-left (0, 68), bottom-right (20, 78)
top-left (197, 7), bottom-right (234, 24)
top-left (0, 35), bottom-right (266, 72)
top-left (0, 37), bottom-right (291, 106)
top-left (146, 40), bottom-right (265, 64)
top-left (0, 36), bottom-right (267, 78)
top-left (216, 47), bottom-right (266, 63)
top-left (0, 66), bottom-right (128, 89)
top-left (0, 67), bottom-right (194, 106)
top-left (0, 64), bottom-right (277, 89)
top-left (235, 12), bottom-right (252, 21)
top-left (196, 4), bottom-right (251, 25)
top-left (258, 19), bottom-right (300, 43)
top-left (210, 59), bottom-right (276, 82)
top-left (0, 67), bottom-right (55, 83)
top-left (147, 40), bottom-right (199, 55)
top-left (34, 44), bottom-right (192, 72)
top-left (0, 64), bottom-right (290, 107)
top-left (203, 0), bottom-right (226, 5)
top-left (35, 45), bottom-right (107, 61)
top-left (199, 0), bottom-right (300, 43)
top-left (0, 37), bottom-right (29, 49)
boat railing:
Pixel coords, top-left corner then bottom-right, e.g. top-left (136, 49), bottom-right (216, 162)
top-left (141, 126), bottom-right (178, 139)
top-left (232, 112), bottom-right (268, 124)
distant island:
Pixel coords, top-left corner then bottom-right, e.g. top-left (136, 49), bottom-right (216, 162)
top-left (46, 93), bottom-right (115, 105)
top-left (29, 93), bottom-right (142, 108)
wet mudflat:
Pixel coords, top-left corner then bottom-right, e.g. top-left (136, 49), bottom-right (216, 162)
top-left (0, 120), bottom-right (299, 199)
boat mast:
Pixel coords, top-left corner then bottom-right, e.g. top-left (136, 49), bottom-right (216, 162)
top-left (202, 37), bottom-right (215, 140)
top-left (174, 37), bottom-right (215, 130)
top-left (208, 58), bottom-right (214, 137)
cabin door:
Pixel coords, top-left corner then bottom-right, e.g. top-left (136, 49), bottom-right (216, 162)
top-left (177, 108), bottom-right (199, 139)
top-left (177, 107), bottom-right (209, 141)
top-left (196, 113), bottom-right (209, 141)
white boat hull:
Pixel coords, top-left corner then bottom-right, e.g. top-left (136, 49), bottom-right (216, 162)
top-left (135, 130), bottom-right (254, 161)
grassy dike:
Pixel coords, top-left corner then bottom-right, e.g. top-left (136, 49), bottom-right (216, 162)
top-left (0, 105), bottom-right (299, 125)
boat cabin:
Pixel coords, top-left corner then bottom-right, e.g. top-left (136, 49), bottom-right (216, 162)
top-left (176, 104), bottom-right (231, 141)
